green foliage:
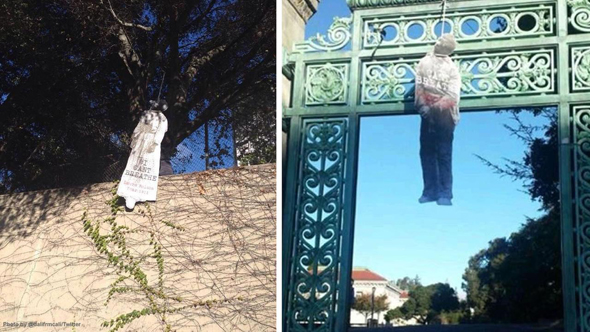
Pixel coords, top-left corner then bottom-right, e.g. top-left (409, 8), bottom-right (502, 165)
top-left (373, 294), bottom-right (390, 319)
top-left (400, 297), bottom-right (417, 320)
top-left (462, 210), bottom-right (562, 323)
top-left (396, 283), bottom-right (460, 325)
top-left (395, 275), bottom-right (422, 291)
top-left (433, 310), bottom-right (465, 325)
top-left (466, 108), bottom-right (562, 323)
top-left (82, 186), bottom-right (230, 331)
top-left (0, 0), bottom-right (275, 193)
top-left (238, 144), bottom-right (276, 166)
top-left (352, 293), bottom-right (389, 322)
top-left (430, 283), bottom-right (460, 313)
top-left (384, 308), bottom-right (404, 323)
top-left (352, 292), bottom-right (371, 319)
top-left (408, 286), bottom-right (433, 323)
top-left (477, 108), bottom-right (559, 211)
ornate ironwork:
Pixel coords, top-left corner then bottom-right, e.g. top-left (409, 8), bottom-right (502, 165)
top-left (286, 119), bottom-right (348, 332)
top-left (573, 45), bottom-right (590, 92)
top-left (571, 105), bottom-right (590, 332)
top-left (363, 59), bottom-right (417, 103)
top-left (363, 4), bottom-right (554, 48)
top-left (347, 0), bottom-right (450, 9)
top-left (361, 49), bottom-right (555, 104)
top-left (285, 1), bottom-right (590, 331)
top-left (294, 16), bottom-right (353, 53)
top-left (306, 63), bottom-right (349, 106)
top-left (568, 0), bottom-right (590, 33)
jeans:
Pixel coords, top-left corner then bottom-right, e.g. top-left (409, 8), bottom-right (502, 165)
top-left (420, 109), bottom-right (455, 200)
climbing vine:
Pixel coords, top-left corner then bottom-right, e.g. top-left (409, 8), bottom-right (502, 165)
top-left (81, 183), bottom-right (235, 332)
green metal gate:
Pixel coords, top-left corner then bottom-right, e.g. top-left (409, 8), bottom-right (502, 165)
top-left (282, 0), bottom-right (590, 331)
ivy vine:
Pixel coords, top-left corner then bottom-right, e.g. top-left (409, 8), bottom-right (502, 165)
top-left (81, 183), bottom-right (233, 331)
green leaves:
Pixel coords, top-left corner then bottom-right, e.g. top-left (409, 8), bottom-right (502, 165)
top-left (395, 283), bottom-right (460, 324)
top-left (351, 293), bottom-right (390, 320)
top-left (462, 211), bottom-right (562, 322)
top-left (83, 187), bottom-right (231, 331)
top-left (102, 308), bottom-right (153, 332)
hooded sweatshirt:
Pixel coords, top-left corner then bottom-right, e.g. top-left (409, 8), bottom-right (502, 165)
top-left (414, 34), bottom-right (462, 125)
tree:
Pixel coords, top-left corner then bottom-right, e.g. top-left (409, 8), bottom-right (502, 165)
top-left (396, 285), bottom-right (434, 324)
top-left (395, 275), bottom-right (422, 291)
top-left (465, 108), bottom-right (563, 323)
top-left (462, 212), bottom-right (562, 323)
top-left (384, 308), bottom-right (404, 324)
top-left (400, 297), bottom-right (417, 320)
top-left (475, 108), bottom-right (559, 211)
top-left (430, 283), bottom-right (460, 313)
top-left (373, 294), bottom-right (390, 322)
top-left (0, 0), bottom-right (275, 193)
top-left (395, 283), bottom-right (460, 325)
top-left (352, 292), bottom-right (389, 323)
top-left (352, 293), bottom-right (372, 322)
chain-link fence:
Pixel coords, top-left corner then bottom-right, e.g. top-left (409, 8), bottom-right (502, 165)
top-left (171, 122), bottom-right (236, 174)
top-left (91, 122), bottom-right (236, 184)
top-left (0, 121), bottom-right (239, 194)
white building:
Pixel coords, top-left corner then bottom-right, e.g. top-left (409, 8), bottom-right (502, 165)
top-left (349, 267), bottom-right (407, 326)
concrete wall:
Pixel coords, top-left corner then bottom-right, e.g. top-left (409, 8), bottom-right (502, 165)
top-left (0, 164), bottom-right (276, 331)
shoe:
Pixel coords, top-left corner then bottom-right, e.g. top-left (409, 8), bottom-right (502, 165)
top-left (437, 198), bottom-right (452, 206)
top-left (418, 195), bottom-right (437, 204)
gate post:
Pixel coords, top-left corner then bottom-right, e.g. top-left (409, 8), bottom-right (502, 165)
top-left (283, 116), bottom-right (357, 331)
top-left (335, 112), bottom-right (360, 331)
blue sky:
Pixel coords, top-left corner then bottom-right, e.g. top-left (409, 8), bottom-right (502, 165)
top-left (171, 123), bottom-right (234, 173)
top-left (304, 1), bottom-right (548, 298)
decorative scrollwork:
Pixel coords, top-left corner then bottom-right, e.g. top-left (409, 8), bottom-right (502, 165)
top-left (457, 52), bottom-right (553, 95)
top-left (362, 61), bottom-right (416, 103)
top-left (306, 63), bottom-right (349, 106)
top-left (568, 0), bottom-right (590, 32)
top-left (286, 119), bottom-right (348, 332)
top-left (572, 105), bottom-right (590, 332)
top-left (294, 16), bottom-right (352, 53)
top-left (573, 46), bottom-right (590, 92)
top-left (360, 49), bottom-right (555, 104)
top-left (347, 0), bottom-right (442, 9)
top-left (363, 4), bottom-right (554, 48)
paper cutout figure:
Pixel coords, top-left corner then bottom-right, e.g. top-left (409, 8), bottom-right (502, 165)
top-left (117, 101), bottom-right (168, 209)
top-left (414, 34), bottom-right (461, 206)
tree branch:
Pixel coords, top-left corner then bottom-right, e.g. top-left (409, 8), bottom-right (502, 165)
top-left (102, 0), bottom-right (153, 31)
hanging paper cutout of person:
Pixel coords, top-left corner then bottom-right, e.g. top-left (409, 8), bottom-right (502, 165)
top-left (117, 100), bottom-right (168, 209)
top-left (414, 33), bottom-right (461, 206)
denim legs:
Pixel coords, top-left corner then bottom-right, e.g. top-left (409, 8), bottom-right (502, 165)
top-left (419, 111), bottom-right (455, 200)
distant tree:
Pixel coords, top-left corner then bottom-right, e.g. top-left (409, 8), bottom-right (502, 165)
top-left (352, 293), bottom-right (372, 322)
top-left (395, 275), bottom-right (422, 291)
top-left (475, 108), bottom-right (559, 211)
top-left (352, 292), bottom-right (389, 323)
top-left (465, 108), bottom-right (563, 323)
top-left (501, 210), bottom-right (562, 322)
top-left (373, 294), bottom-right (390, 322)
top-left (462, 211), bottom-right (562, 323)
top-left (384, 308), bottom-right (404, 323)
top-left (462, 258), bottom-right (487, 316)
top-left (400, 297), bottom-right (417, 319)
top-left (395, 283), bottom-right (460, 325)
top-left (397, 285), bottom-right (434, 324)
top-left (430, 283), bottom-right (460, 313)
